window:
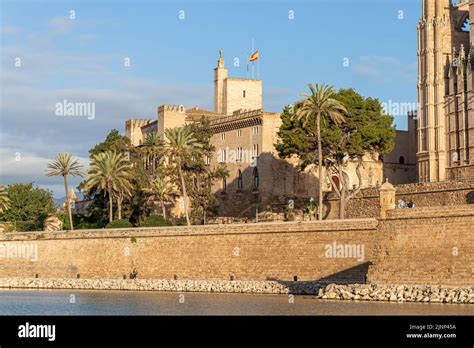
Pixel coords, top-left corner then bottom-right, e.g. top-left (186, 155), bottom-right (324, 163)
top-left (221, 178), bottom-right (227, 192)
top-left (243, 90), bottom-right (246, 98)
top-left (253, 167), bottom-right (259, 189)
top-left (237, 129), bottom-right (242, 137)
top-left (253, 144), bottom-right (259, 157)
top-left (252, 126), bottom-right (259, 134)
top-left (219, 149), bottom-right (227, 163)
top-left (237, 170), bottom-right (243, 190)
top-left (399, 156), bottom-right (405, 164)
top-left (237, 147), bottom-right (243, 162)
top-left (221, 133), bottom-right (225, 140)
top-left (205, 155), bottom-right (211, 165)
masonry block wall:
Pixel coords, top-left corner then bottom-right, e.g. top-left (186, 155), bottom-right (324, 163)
top-left (1, 209), bottom-right (473, 287)
top-left (0, 220), bottom-right (377, 283)
top-left (325, 180), bottom-right (474, 220)
top-left (367, 205), bottom-right (474, 286)
top-left (223, 79), bottom-right (262, 116)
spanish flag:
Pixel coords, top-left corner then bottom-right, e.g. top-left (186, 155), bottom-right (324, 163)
top-left (249, 50), bottom-right (259, 62)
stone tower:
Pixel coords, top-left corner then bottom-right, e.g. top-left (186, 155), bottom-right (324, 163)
top-left (214, 49), bottom-right (228, 114)
top-left (213, 50), bottom-right (263, 115)
top-left (417, 0), bottom-right (452, 182)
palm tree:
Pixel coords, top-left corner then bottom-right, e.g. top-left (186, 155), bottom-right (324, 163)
top-left (165, 127), bottom-right (203, 226)
top-left (46, 153), bottom-right (84, 230)
top-left (294, 83), bottom-right (347, 220)
top-left (84, 151), bottom-right (133, 222)
top-left (113, 184), bottom-right (133, 220)
top-left (143, 177), bottom-right (175, 220)
top-left (0, 185), bottom-right (10, 214)
top-left (144, 132), bottom-right (163, 175)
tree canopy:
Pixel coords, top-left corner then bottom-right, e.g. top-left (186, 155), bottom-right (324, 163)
top-left (89, 129), bottom-right (132, 158)
top-left (276, 88), bottom-right (396, 166)
top-left (275, 87), bottom-right (396, 219)
top-left (0, 183), bottom-right (55, 231)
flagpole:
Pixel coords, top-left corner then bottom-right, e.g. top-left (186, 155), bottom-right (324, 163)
top-left (252, 37), bottom-right (254, 79)
top-left (257, 50), bottom-right (260, 80)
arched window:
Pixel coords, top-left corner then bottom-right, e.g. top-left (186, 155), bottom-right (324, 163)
top-left (399, 156), bottom-right (405, 164)
top-left (253, 144), bottom-right (259, 157)
top-left (237, 170), bottom-right (243, 190)
top-left (461, 17), bottom-right (470, 32)
top-left (253, 167), bottom-right (259, 189)
top-left (221, 178), bottom-right (227, 193)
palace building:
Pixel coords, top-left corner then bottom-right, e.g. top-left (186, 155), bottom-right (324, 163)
top-left (125, 52), bottom-right (412, 218)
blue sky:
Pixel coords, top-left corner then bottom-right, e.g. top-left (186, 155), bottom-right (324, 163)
top-left (0, 0), bottom-right (420, 197)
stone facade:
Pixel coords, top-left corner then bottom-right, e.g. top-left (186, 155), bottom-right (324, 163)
top-left (124, 52), bottom-right (416, 218)
top-left (0, 206), bottom-right (473, 287)
top-left (124, 119), bottom-right (154, 146)
top-left (383, 112), bottom-right (418, 184)
top-left (325, 178), bottom-right (474, 219)
top-left (369, 204), bottom-right (474, 286)
top-left (0, 220), bottom-right (378, 283)
top-left (417, 0), bottom-right (474, 182)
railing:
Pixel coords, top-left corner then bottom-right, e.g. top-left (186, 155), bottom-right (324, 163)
top-left (208, 109), bottom-right (262, 127)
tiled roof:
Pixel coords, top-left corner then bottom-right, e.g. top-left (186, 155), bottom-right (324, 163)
top-left (186, 107), bottom-right (222, 121)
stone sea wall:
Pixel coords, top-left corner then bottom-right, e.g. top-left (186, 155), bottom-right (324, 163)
top-left (0, 220), bottom-right (378, 283)
top-left (0, 205), bottom-right (472, 288)
top-left (0, 278), bottom-right (472, 304)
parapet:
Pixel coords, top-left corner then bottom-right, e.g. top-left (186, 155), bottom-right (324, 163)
top-left (158, 105), bottom-right (186, 114)
top-left (125, 118), bottom-right (154, 128)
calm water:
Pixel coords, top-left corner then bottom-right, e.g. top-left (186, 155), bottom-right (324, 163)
top-left (0, 289), bottom-right (473, 316)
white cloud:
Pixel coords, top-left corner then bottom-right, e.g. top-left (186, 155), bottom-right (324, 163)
top-left (353, 55), bottom-right (416, 83)
top-left (0, 146), bottom-right (89, 197)
top-left (0, 15), bottom-right (287, 198)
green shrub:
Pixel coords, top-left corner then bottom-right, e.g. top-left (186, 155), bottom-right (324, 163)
top-left (75, 220), bottom-right (107, 230)
top-left (141, 215), bottom-right (172, 227)
top-left (15, 220), bottom-right (41, 232)
top-left (105, 219), bottom-right (133, 229)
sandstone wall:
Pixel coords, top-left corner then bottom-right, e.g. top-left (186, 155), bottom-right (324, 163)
top-left (1, 208), bottom-right (472, 287)
top-left (223, 79), bottom-right (262, 115)
top-left (368, 205), bottom-right (474, 286)
top-left (325, 179), bottom-right (474, 219)
top-left (0, 220), bottom-right (376, 283)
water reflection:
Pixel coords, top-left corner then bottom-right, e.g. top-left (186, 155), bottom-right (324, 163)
top-left (0, 289), bottom-right (473, 316)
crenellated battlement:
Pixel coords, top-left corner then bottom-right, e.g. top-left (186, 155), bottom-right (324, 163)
top-left (158, 104), bottom-right (186, 113)
top-left (125, 118), bottom-right (154, 146)
top-left (125, 118), bottom-right (154, 129)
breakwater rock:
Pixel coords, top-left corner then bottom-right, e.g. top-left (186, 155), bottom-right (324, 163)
top-left (0, 278), bottom-right (472, 304)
